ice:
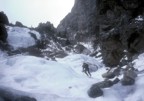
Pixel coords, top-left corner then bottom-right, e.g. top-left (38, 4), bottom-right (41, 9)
top-left (0, 51), bottom-right (144, 101)
top-left (6, 26), bottom-right (40, 50)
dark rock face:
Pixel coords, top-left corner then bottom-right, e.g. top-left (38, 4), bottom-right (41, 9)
top-left (57, 0), bottom-right (98, 45)
top-left (0, 12), bottom-right (9, 25)
top-left (58, 0), bottom-right (144, 67)
top-left (0, 24), bottom-right (8, 43)
top-left (96, 0), bottom-right (144, 66)
top-left (0, 11), bottom-right (9, 44)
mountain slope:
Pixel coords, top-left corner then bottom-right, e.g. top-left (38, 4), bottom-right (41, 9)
top-left (57, 0), bottom-right (144, 67)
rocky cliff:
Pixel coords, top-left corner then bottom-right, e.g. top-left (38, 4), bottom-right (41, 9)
top-left (57, 0), bottom-right (98, 45)
top-left (57, 0), bottom-right (144, 67)
top-left (0, 11), bottom-right (9, 43)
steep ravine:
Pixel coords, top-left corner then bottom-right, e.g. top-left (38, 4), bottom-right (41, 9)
top-left (57, 0), bottom-right (144, 67)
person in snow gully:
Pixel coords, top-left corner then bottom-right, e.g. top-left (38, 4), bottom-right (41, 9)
top-left (82, 62), bottom-right (91, 77)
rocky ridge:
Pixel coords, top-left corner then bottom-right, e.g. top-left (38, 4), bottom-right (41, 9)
top-left (57, 0), bottom-right (144, 67)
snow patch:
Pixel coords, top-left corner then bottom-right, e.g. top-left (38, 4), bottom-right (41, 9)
top-left (6, 26), bottom-right (40, 50)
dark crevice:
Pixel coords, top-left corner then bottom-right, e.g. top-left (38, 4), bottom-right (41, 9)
top-left (127, 32), bottom-right (139, 48)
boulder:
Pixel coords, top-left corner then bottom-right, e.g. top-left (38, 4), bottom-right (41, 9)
top-left (102, 72), bottom-right (115, 79)
top-left (88, 80), bottom-right (115, 98)
top-left (87, 85), bottom-right (103, 98)
top-left (88, 77), bottom-right (121, 98)
top-left (56, 0), bottom-right (144, 67)
top-left (121, 69), bottom-right (137, 86)
top-left (74, 44), bottom-right (91, 55)
top-left (121, 76), bottom-right (135, 86)
top-left (112, 78), bottom-right (120, 85)
top-left (57, 0), bottom-right (98, 44)
top-left (95, 80), bottom-right (113, 88)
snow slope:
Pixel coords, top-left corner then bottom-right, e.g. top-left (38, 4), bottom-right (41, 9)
top-left (0, 54), bottom-right (99, 101)
top-left (0, 52), bottom-right (144, 101)
top-left (0, 26), bottom-right (144, 101)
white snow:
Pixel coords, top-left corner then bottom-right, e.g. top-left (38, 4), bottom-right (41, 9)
top-left (135, 15), bottom-right (144, 21)
top-left (1, 20), bottom-right (144, 101)
top-left (6, 26), bottom-right (40, 50)
top-left (0, 49), bottom-right (144, 100)
top-left (79, 42), bottom-right (94, 52)
top-left (57, 54), bottom-right (103, 74)
top-left (0, 54), bottom-right (98, 101)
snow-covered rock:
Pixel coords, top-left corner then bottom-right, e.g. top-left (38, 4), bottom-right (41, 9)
top-left (6, 26), bottom-right (40, 50)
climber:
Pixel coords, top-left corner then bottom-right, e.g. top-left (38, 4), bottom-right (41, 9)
top-left (82, 62), bottom-right (91, 77)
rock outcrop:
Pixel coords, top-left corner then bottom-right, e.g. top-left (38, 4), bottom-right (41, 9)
top-left (0, 12), bottom-right (9, 43)
top-left (57, 0), bottom-right (98, 45)
top-left (57, 0), bottom-right (144, 67)
top-left (96, 0), bottom-right (144, 66)
top-left (0, 11), bottom-right (9, 25)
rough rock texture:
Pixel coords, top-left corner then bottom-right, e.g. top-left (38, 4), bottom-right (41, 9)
top-left (121, 69), bottom-right (137, 86)
top-left (87, 84), bottom-right (103, 98)
top-left (34, 22), bottom-right (67, 59)
top-left (57, 0), bottom-right (144, 67)
top-left (102, 71), bottom-right (115, 79)
top-left (0, 12), bottom-right (9, 43)
top-left (94, 80), bottom-right (113, 88)
top-left (121, 76), bottom-right (135, 86)
top-left (88, 80), bottom-right (116, 98)
top-left (74, 44), bottom-right (91, 55)
top-left (96, 0), bottom-right (144, 66)
top-left (57, 0), bottom-right (98, 45)
top-left (0, 11), bottom-right (9, 25)
top-left (0, 24), bottom-right (8, 43)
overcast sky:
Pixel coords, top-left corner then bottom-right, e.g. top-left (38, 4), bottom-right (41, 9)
top-left (0, 0), bottom-right (74, 27)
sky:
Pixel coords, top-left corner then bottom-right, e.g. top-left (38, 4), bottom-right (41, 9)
top-left (0, 0), bottom-right (75, 27)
